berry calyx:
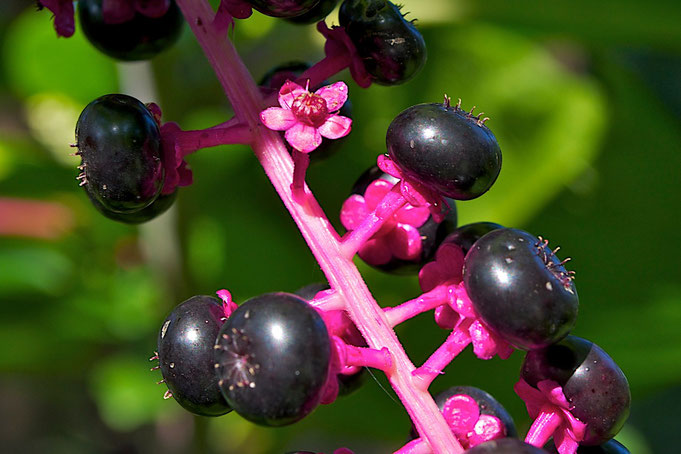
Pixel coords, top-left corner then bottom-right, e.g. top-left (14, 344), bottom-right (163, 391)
top-left (386, 98), bottom-right (502, 200)
top-left (76, 94), bottom-right (165, 214)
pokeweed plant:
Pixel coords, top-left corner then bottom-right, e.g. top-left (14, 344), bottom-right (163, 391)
top-left (39, 0), bottom-right (631, 453)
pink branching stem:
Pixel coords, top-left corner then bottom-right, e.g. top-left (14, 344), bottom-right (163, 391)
top-left (297, 53), bottom-right (352, 90)
top-left (412, 319), bottom-right (474, 391)
top-left (174, 1), bottom-right (462, 452)
top-left (291, 149), bottom-right (310, 195)
top-left (340, 184), bottom-right (408, 258)
top-left (524, 408), bottom-right (563, 448)
top-left (394, 438), bottom-right (432, 454)
top-left (342, 344), bottom-right (393, 372)
top-left (384, 286), bottom-right (450, 327)
top-left (167, 124), bottom-right (253, 156)
top-left (309, 290), bottom-right (346, 311)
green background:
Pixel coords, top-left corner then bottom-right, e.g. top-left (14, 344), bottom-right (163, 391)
top-left (1, 0), bottom-right (680, 452)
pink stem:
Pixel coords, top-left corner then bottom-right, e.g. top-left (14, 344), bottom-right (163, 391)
top-left (525, 407), bottom-right (563, 448)
top-left (167, 123), bottom-right (253, 156)
top-left (174, 2), bottom-right (462, 452)
top-left (412, 319), bottom-right (474, 391)
top-left (342, 344), bottom-right (393, 372)
top-left (384, 286), bottom-right (450, 327)
top-left (298, 53), bottom-right (352, 89)
top-left (291, 149), bottom-right (310, 196)
top-left (340, 184), bottom-right (407, 258)
top-left (394, 438), bottom-right (432, 454)
top-left (309, 290), bottom-right (346, 311)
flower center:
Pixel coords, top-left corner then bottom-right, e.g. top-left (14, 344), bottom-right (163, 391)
top-left (291, 93), bottom-right (329, 127)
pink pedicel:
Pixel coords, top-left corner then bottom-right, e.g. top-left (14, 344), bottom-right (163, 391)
top-left (158, 122), bottom-right (194, 194)
top-left (317, 22), bottom-right (372, 89)
top-left (260, 80), bottom-right (352, 153)
top-left (39, 0), bottom-right (75, 37)
top-left (216, 289), bottom-right (238, 318)
top-left (213, 0), bottom-right (252, 33)
top-left (377, 155), bottom-right (447, 222)
top-left (515, 379), bottom-right (586, 454)
top-left (341, 177), bottom-right (430, 266)
top-left (419, 243), bottom-right (514, 360)
top-left (442, 394), bottom-right (506, 448)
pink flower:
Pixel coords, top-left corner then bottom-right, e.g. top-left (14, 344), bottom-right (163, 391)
top-left (260, 80), bottom-right (352, 153)
top-left (340, 176), bottom-right (430, 266)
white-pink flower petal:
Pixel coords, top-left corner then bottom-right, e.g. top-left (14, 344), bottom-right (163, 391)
top-left (285, 123), bottom-right (322, 153)
top-left (260, 107), bottom-right (297, 131)
top-left (318, 115), bottom-right (352, 140)
top-left (278, 80), bottom-right (307, 109)
top-left (316, 81), bottom-right (349, 112)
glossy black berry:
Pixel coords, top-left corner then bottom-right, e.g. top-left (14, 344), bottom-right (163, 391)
top-left (345, 166), bottom-right (458, 274)
top-left (442, 222), bottom-right (504, 256)
top-left (286, 0), bottom-right (339, 24)
top-left (214, 292), bottom-right (331, 426)
top-left (78, 0), bottom-right (184, 61)
top-left (521, 336), bottom-right (631, 445)
top-left (339, 0), bottom-right (427, 85)
top-left (435, 386), bottom-right (517, 438)
top-left (386, 100), bottom-right (502, 200)
top-left (88, 189), bottom-right (177, 224)
top-left (157, 295), bottom-right (231, 417)
top-left (467, 439), bottom-right (550, 453)
top-left (245, 0), bottom-right (322, 18)
top-left (410, 386), bottom-right (517, 440)
top-left (76, 94), bottom-right (165, 214)
top-left (463, 228), bottom-right (578, 350)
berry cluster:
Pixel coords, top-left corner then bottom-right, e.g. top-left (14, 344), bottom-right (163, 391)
top-left (44, 0), bottom-right (632, 452)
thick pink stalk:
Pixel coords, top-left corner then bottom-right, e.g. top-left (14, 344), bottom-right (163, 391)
top-left (174, 2), bottom-right (462, 452)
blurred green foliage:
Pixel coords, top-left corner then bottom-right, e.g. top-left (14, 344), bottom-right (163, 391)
top-left (0, 0), bottom-right (680, 453)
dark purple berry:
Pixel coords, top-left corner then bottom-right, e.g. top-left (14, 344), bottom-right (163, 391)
top-left (386, 99), bottom-right (502, 200)
top-left (442, 222), bottom-right (504, 256)
top-left (410, 386), bottom-right (517, 440)
top-left (78, 0), bottom-right (184, 61)
top-left (214, 292), bottom-right (331, 426)
top-left (157, 295), bottom-right (231, 417)
top-left (88, 189), bottom-right (177, 224)
top-left (467, 439), bottom-right (550, 453)
top-left (339, 0), bottom-right (427, 85)
top-left (521, 336), bottom-right (631, 446)
top-left (344, 166), bottom-right (457, 274)
top-left (286, 0), bottom-right (339, 24)
top-left (434, 386), bottom-right (517, 438)
top-left (463, 228), bottom-right (578, 350)
top-left (245, 0), bottom-right (322, 18)
top-left (76, 94), bottom-right (165, 214)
